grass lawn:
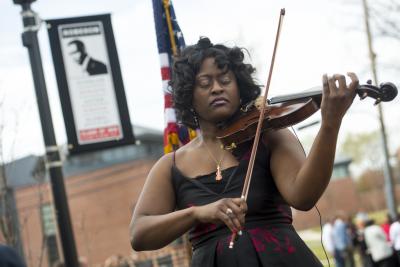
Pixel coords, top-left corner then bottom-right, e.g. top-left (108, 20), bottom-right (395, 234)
top-left (306, 239), bottom-right (333, 266)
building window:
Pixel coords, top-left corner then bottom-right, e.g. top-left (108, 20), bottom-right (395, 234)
top-left (135, 259), bottom-right (153, 267)
top-left (157, 255), bottom-right (173, 267)
top-left (171, 236), bottom-right (183, 246)
top-left (332, 165), bottom-right (350, 180)
top-left (41, 204), bottom-right (60, 266)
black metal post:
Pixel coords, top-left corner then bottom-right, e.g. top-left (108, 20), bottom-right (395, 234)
top-left (12, 1), bottom-right (80, 266)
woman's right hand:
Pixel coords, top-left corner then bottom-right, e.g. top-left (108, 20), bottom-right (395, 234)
top-left (193, 198), bottom-right (247, 233)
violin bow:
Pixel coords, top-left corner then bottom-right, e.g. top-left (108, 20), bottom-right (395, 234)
top-left (229, 8), bottom-right (286, 249)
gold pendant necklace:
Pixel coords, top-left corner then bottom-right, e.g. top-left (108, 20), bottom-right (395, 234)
top-left (203, 141), bottom-right (225, 181)
top-left (216, 164), bottom-right (222, 181)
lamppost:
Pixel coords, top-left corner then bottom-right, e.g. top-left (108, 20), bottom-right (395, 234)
top-left (12, 1), bottom-right (79, 266)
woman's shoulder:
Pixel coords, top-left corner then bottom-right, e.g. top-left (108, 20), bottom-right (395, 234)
top-left (262, 128), bottom-right (299, 151)
top-left (262, 128), bottom-right (291, 142)
top-left (152, 137), bottom-right (201, 171)
top-left (148, 152), bottom-right (175, 177)
top-left (174, 137), bottom-right (201, 158)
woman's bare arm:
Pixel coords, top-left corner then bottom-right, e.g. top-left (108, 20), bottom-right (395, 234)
top-left (265, 73), bottom-right (358, 211)
top-left (265, 126), bottom-right (339, 211)
top-left (130, 153), bottom-right (197, 250)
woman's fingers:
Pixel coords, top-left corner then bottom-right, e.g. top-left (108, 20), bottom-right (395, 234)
top-left (320, 72), bottom-right (359, 124)
top-left (219, 209), bottom-right (239, 233)
top-left (219, 198), bottom-right (247, 232)
top-left (322, 74), bottom-right (330, 97)
top-left (347, 72), bottom-right (359, 92)
top-left (224, 205), bottom-right (242, 231)
top-left (327, 75), bottom-right (338, 95)
top-left (333, 74), bottom-right (346, 94)
top-left (232, 197), bottom-right (248, 213)
top-left (324, 73), bottom-right (358, 97)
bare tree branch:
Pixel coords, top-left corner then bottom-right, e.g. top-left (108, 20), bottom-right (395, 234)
top-left (370, 0), bottom-right (400, 40)
top-left (0, 85), bottom-right (22, 250)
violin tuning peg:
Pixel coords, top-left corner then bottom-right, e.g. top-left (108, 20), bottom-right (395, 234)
top-left (360, 92), bottom-right (368, 100)
top-left (224, 143), bottom-right (237, 151)
top-left (374, 98), bottom-right (381, 105)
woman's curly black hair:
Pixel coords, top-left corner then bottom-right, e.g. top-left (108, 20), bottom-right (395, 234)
top-left (170, 37), bottom-right (261, 129)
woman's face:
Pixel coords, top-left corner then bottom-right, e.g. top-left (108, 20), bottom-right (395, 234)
top-left (192, 57), bottom-right (240, 125)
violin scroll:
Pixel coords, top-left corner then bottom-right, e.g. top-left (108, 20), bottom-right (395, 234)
top-left (357, 81), bottom-right (398, 104)
top-left (379, 82), bottom-right (397, 102)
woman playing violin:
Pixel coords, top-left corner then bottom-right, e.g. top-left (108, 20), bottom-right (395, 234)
top-left (129, 37), bottom-right (359, 266)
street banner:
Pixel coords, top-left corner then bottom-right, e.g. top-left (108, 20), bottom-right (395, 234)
top-left (47, 14), bottom-right (134, 154)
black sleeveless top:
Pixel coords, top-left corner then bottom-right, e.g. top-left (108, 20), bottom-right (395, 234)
top-left (171, 143), bottom-right (322, 267)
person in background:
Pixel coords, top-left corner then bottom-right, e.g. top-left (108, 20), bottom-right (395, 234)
top-left (364, 219), bottom-right (397, 267)
top-left (356, 210), bottom-right (370, 224)
top-left (355, 215), bottom-right (375, 267)
top-left (0, 244), bottom-right (26, 267)
top-left (333, 213), bottom-right (352, 267)
top-left (322, 217), bottom-right (335, 256)
top-left (52, 258), bottom-right (88, 267)
top-left (382, 213), bottom-right (393, 241)
top-left (346, 215), bottom-right (357, 267)
top-left (390, 214), bottom-right (400, 264)
top-left (104, 255), bottom-right (131, 267)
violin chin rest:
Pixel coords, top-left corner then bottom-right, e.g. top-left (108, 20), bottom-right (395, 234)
top-left (254, 96), bottom-right (266, 111)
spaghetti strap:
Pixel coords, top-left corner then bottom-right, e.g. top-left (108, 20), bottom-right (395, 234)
top-left (172, 151), bottom-right (176, 166)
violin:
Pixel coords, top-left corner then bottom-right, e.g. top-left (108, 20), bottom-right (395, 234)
top-left (217, 81), bottom-right (398, 150)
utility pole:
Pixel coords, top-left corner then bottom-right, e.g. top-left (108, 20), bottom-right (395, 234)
top-left (12, 0), bottom-right (80, 266)
top-left (362, 0), bottom-right (397, 219)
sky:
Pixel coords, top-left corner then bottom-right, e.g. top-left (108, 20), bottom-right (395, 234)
top-left (0, 0), bottom-right (399, 171)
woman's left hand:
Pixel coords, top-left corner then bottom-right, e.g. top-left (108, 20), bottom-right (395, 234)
top-left (320, 72), bottom-right (359, 129)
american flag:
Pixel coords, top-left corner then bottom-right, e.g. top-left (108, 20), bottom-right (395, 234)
top-left (152, 0), bottom-right (196, 153)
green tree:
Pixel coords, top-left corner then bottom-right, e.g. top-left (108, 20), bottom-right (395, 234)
top-left (341, 131), bottom-right (383, 170)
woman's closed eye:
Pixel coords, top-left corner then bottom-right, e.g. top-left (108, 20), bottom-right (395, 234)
top-left (219, 76), bottom-right (232, 85)
top-left (196, 74), bottom-right (231, 89)
top-left (197, 78), bottom-right (211, 88)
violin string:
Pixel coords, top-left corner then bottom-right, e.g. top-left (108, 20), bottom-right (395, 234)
top-left (290, 126), bottom-right (331, 267)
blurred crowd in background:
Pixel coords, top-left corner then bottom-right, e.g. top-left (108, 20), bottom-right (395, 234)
top-left (323, 211), bottom-right (400, 267)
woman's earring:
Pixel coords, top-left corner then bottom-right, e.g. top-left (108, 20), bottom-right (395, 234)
top-left (191, 109), bottom-right (199, 127)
